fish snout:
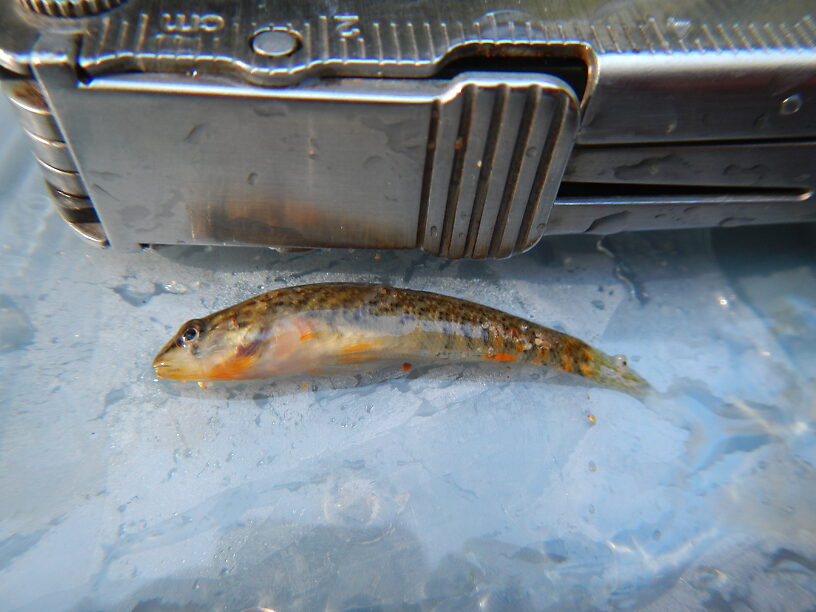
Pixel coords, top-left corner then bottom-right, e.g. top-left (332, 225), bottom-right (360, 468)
top-left (152, 357), bottom-right (174, 379)
top-left (152, 346), bottom-right (183, 379)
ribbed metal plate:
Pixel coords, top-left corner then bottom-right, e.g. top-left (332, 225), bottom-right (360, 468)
top-left (420, 76), bottom-right (577, 258)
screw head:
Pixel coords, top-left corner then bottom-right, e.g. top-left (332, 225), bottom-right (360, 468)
top-left (251, 28), bottom-right (301, 57)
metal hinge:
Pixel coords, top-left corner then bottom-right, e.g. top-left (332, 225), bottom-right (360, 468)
top-left (2, 77), bottom-right (107, 245)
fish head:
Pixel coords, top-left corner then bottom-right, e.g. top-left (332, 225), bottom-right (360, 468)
top-left (153, 304), bottom-right (312, 381)
top-left (153, 315), bottom-right (236, 381)
top-left (153, 304), bottom-right (270, 380)
top-left (592, 352), bottom-right (651, 398)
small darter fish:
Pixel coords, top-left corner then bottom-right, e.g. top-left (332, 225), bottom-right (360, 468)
top-left (153, 283), bottom-right (648, 396)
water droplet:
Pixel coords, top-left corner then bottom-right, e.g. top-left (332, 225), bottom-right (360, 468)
top-left (429, 225), bottom-right (439, 238)
top-left (164, 281), bottom-right (187, 293)
top-left (519, 323), bottom-right (528, 331)
top-left (780, 94), bottom-right (802, 116)
top-left (669, 17), bottom-right (691, 38)
top-left (481, 321), bottom-right (490, 329)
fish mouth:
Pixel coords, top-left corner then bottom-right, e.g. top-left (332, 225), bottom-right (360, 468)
top-left (152, 356), bottom-right (207, 381)
top-left (152, 359), bottom-right (175, 379)
top-left (152, 354), bottom-right (185, 380)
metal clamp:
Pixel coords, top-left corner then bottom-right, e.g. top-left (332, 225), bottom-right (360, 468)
top-left (31, 32), bottom-right (578, 255)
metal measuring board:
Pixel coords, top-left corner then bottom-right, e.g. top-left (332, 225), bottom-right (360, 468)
top-left (1, 0), bottom-right (814, 256)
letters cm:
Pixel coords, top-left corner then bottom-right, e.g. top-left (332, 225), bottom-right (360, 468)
top-left (161, 13), bottom-right (225, 34)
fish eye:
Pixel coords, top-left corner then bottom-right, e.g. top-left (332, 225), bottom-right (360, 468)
top-left (177, 320), bottom-right (203, 347)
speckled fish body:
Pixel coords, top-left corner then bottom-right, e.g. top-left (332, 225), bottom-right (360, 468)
top-left (153, 283), bottom-right (648, 395)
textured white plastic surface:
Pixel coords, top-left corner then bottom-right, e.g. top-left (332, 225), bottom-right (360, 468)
top-left (0, 97), bottom-right (814, 611)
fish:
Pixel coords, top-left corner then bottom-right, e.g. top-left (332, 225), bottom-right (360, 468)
top-left (153, 283), bottom-right (649, 396)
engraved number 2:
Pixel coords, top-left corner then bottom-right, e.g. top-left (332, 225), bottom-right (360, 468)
top-left (334, 14), bottom-right (361, 38)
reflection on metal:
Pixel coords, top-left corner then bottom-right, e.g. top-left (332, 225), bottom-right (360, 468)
top-left (0, 0), bottom-right (815, 255)
top-left (547, 195), bottom-right (815, 236)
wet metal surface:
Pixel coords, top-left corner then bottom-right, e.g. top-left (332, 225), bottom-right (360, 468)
top-left (0, 99), bottom-right (815, 611)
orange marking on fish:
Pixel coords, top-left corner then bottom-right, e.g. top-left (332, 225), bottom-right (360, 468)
top-left (207, 354), bottom-right (259, 379)
top-left (290, 316), bottom-right (316, 341)
top-left (402, 362), bottom-right (412, 372)
top-left (338, 354), bottom-right (378, 363)
top-left (579, 362), bottom-right (595, 377)
top-left (561, 355), bottom-right (575, 372)
top-left (341, 343), bottom-right (373, 354)
top-left (483, 353), bottom-right (515, 362)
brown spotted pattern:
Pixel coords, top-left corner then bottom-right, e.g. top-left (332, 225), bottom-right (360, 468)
top-left (212, 283), bottom-right (587, 368)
